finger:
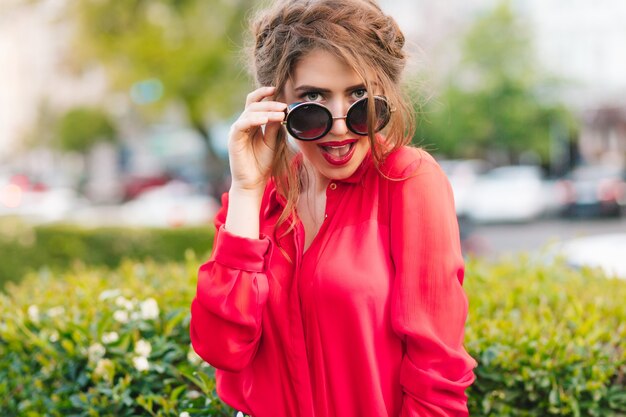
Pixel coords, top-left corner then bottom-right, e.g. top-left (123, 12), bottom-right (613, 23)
top-left (263, 121), bottom-right (282, 149)
top-left (246, 101), bottom-right (288, 112)
top-left (231, 117), bottom-right (264, 137)
top-left (243, 112), bottom-right (285, 127)
top-left (245, 86), bottom-right (276, 107)
top-left (231, 112), bottom-right (284, 137)
top-left (248, 113), bottom-right (285, 138)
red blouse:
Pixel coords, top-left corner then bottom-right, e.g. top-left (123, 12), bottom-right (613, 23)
top-left (190, 146), bottom-right (476, 417)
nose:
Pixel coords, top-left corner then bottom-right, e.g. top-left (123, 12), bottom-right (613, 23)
top-left (329, 116), bottom-right (348, 136)
top-left (328, 105), bottom-right (349, 137)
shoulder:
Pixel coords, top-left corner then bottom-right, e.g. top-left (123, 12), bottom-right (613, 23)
top-left (379, 145), bottom-right (444, 180)
top-left (380, 147), bottom-right (457, 214)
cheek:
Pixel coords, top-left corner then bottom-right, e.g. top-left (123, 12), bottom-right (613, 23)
top-left (296, 142), bottom-right (319, 157)
top-left (356, 136), bottom-right (371, 152)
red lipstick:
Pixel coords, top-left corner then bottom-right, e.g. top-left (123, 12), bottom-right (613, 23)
top-left (318, 139), bottom-right (358, 166)
top-left (318, 139), bottom-right (358, 147)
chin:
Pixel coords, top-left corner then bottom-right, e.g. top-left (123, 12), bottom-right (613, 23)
top-left (320, 146), bottom-right (368, 180)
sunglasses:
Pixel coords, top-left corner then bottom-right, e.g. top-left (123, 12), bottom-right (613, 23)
top-left (282, 96), bottom-right (392, 141)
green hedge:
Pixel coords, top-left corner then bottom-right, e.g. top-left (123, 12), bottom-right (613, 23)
top-left (0, 254), bottom-right (232, 416)
top-left (0, 250), bottom-right (625, 415)
top-left (464, 256), bottom-right (626, 416)
top-left (0, 217), bottom-right (214, 289)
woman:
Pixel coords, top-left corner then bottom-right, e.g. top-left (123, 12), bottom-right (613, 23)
top-left (190, 1), bottom-right (477, 416)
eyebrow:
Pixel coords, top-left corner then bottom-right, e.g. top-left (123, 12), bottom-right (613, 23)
top-left (293, 83), bottom-right (366, 93)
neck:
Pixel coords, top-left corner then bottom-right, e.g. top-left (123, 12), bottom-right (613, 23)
top-left (302, 160), bottom-right (330, 194)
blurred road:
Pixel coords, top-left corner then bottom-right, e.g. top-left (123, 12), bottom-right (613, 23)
top-left (471, 217), bottom-right (626, 258)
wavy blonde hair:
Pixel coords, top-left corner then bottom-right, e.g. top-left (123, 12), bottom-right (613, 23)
top-left (248, 0), bottom-right (413, 235)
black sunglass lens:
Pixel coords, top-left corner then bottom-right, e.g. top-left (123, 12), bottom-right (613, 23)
top-left (348, 99), bottom-right (368, 135)
top-left (288, 104), bottom-right (330, 140)
top-left (347, 97), bottom-right (391, 135)
top-left (373, 97), bottom-right (391, 131)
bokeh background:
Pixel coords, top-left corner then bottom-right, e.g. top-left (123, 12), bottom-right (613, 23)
top-left (1, 1), bottom-right (625, 416)
top-left (2, 0), bottom-right (625, 267)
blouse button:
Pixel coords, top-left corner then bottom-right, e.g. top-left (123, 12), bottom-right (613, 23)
top-left (329, 183), bottom-right (337, 190)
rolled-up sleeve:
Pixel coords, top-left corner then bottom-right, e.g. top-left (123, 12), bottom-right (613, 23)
top-left (190, 193), bottom-right (272, 372)
top-left (389, 155), bottom-right (477, 416)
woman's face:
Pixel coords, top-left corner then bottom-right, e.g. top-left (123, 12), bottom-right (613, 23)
top-left (283, 49), bottom-right (372, 184)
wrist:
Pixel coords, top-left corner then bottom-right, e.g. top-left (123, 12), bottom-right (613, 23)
top-left (225, 186), bottom-right (264, 239)
top-left (229, 182), bottom-right (266, 200)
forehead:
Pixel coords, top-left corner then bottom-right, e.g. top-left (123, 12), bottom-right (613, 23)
top-left (290, 49), bottom-right (363, 89)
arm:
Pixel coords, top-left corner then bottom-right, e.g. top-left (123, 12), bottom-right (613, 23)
top-left (190, 86), bottom-right (285, 372)
top-left (189, 192), bottom-right (271, 372)
top-left (390, 154), bottom-right (477, 416)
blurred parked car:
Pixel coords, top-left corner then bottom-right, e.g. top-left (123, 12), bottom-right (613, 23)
top-left (122, 173), bottom-right (172, 201)
top-left (549, 234), bottom-right (626, 279)
top-left (438, 159), bottom-right (489, 216)
top-left (464, 165), bottom-right (547, 223)
top-left (557, 165), bottom-right (625, 218)
top-left (1, 174), bottom-right (86, 223)
top-left (121, 180), bottom-right (218, 227)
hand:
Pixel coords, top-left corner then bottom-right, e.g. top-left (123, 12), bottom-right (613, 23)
top-left (228, 86), bottom-right (287, 195)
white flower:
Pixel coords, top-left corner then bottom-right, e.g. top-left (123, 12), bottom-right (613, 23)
top-left (236, 412), bottom-right (244, 417)
top-left (132, 355), bottom-right (150, 372)
top-left (99, 289), bottom-right (121, 301)
top-left (186, 390), bottom-right (201, 400)
top-left (179, 412), bottom-right (191, 417)
top-left (88, 343), bottom-right (106, 362)
top-left (140, 298), bottom-right (159, 320)
top-left (27, 305), bottom-right (40, 323)
top-left (113, 310), bottom-right (129, 323)
top-left (130, 311), bottom-right (140, 321)
top-left (94, 358), bottom-right (114, 381)
top-left (49, 330), bottom-right (59, 343)
top-left (102, 332), bottom-right (119, 344)
top-left (47, 306), bottom-right (65, 318)
top-left (115, 296), bottom-right (134, 311)
top-left (115, 295), bottom-right (127, 307)
top-left (133, 264), bottom-right (147, 277)
top-left (134, 339), bottom-right (152, 357)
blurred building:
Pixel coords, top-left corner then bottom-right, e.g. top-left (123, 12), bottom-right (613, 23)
top-left (579, 107), bottom-right (626, 167)
top-left (382, 0), bottom-right (626, 166)
top-left (524, 0), bottom-right (626, 109)
top-left (523, 0), bottom-right (626, 165)
top-left (381, 0), bottom-right (626, 109)
top-left (0, 0), bottom-right (125, 202)
top-left (0, 0), bottom-right (108, 161)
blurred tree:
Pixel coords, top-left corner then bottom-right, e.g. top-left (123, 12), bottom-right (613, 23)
top-left (55, 107), bottom-right (116, 153)
top-left (53, 106), bottom-right (118, 198)
top-left (66, 0), bottom-right (256, 194)
top-left (414, 1), bottom-right (577, 166)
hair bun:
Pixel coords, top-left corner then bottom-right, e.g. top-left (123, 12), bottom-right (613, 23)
top-left (380, 16), bottom-right (405, 59)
